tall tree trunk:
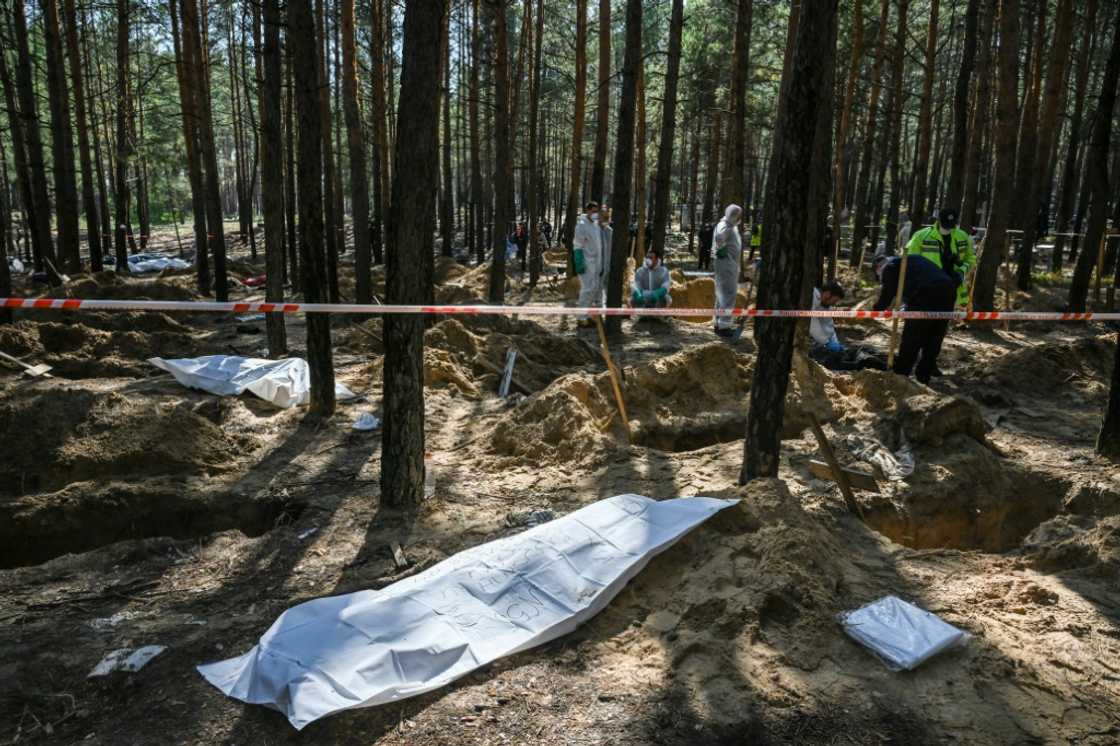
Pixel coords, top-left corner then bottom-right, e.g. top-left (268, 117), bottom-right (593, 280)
top-left (633, 67), bottom-right (647, 262)
top-left (850, 0), bottom-right (891, 265)
top-left (701, 113), bottom-right (721, 225)
top-left (261, 0), bottom-right (288, 356)
top-left (487, 0), bottom-right (513, 302)
top-left (527, 0), bottom-right (544, 285)
top-left (285, 44), bottom-right (299, 283)
top-left (961, 0), bottom-right (995, 233)
top-left (315, 0), bottom-right (340, 302)
top-left (972, 0), bottom-right (1020, 311)
top-left (290, 0), bottom-right (336, 416)
top-left (81, 11), bottom-right (112, 258)
top-left (721, 0), bottom-right (752, 208)
top-left (170, 0), bottom-right (208, 290)
top-left (604, 0), bottom-right (642, 335)
top-left (589, 0), bottom-right (610, 203)
top-left (1017, 0), bottom-right (1073, 283)
top-left (0, 133), bottom-right (11, 322)
top-left (831, 0), bottom-right (862, 278)
top-left (112, 0), bottom-right (133, 273)
top-left (341, 0), bottom-right (371, 301)
top-left (182, 0), bottom-right (229, 298)
top-left (1069, 4), bottom-right (1120, 313)
top-left (909, 0), bottom-right (939, 226)
top-left (883, 0), bottom-right (910, 255)
top-left (382, 0), bottom-right (447, 508)
top-left (1053, 0), bottom-right (1099, 271)
top-left (650, 0), bottom-right (684, 257)
top-left (561, 0), bottom-right (588, 260)
top-left (10, 0), bottom-right (59, 281)
top-left (742, 0), bottom-right (839, 481)
top-left (440, 15), bottom-right (455, 258)
top-left (43, 0), bottom-right (78, 273)
top-left (1013, 0), bottom-right (1047, 289)
top-left (63, 0), bottom-right (100, 270)
top-left (946, 0), bottom-right (979, 211)
top-left (370, 0), bottom-right (391, 265)
top-left (468, 0), bottom-right (484, 264)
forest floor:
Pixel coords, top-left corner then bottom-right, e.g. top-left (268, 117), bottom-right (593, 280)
top-left (1, 229), bottom-right (1118, 745)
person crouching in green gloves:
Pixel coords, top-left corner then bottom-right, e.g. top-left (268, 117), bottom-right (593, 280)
top-left (630, 248), bottom-right (672, 317)
top-left (905, 206), bottom-right (975, 308)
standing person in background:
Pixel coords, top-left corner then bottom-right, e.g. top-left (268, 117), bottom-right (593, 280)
top-left (698, 222), bottom-right (714, 270)
top-left (898, 211), bottom-right (913, 249)
top-left (712, 204), bottom-right (743, 337)
top-left (573, 201), bottom-right (604, 328)
top-left (748, 221), bottom-right (762, 262)
top-left (512, 222), bottom-right (528, 273)
top-left (599, 205), bottom-right (613, 303)
top-left (541, 218), bottom-right (553, 248)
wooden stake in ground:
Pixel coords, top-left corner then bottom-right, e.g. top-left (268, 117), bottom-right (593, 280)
top-left (807, 413), bottom-right (864, 519)
top-left (595, 316), bottom-right (632, 443)
top-left (886, 251), bottom-right (909, 368)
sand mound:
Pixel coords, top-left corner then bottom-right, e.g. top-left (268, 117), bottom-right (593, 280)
top-left (434, 256), bottom-right (469, 284)
top-left (0, 383), bottom-right (259, 496)
top-left (1022, 514), bottom-right (1120, 575)
top-left (979, 334), bottom-right (1114, 394)
top-left (64, 271), bottom-right (202, 301)
top-left (671, 277), bottom-right (749, 323)
top-left (489, 372), bottom-right (617, 463)
top-left (0, 319), bottom-right (196, 378)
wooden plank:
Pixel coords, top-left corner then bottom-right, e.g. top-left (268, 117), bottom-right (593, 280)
top-left (808, 459), bottom-right (880, 494)
top-left (389, 542), bottom-right (409, 570)
top-left (807, 414), bottom-right (867, 520)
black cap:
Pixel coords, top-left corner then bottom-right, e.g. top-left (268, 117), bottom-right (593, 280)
top-left (939, 208), bottom-right (959, 229)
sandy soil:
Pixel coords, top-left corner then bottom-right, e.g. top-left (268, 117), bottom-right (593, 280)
top-left (0, 233), bottom-right (1118, 745)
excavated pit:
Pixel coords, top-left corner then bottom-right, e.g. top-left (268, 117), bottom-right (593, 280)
top-left (0, 482), bottom-right (304, 569)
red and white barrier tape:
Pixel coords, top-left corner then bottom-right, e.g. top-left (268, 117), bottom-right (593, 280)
top-left (0, 297), bottom-right (1113, 321)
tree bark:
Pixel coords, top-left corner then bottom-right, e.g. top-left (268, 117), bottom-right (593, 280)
top-left (961, 0), bottom-right (995, 233)
top-left (972, 0), bottom-right (1021, 311)
top-left (850, 0), bottom-right (891, 265)
top-left (742, 0), bottom-right (839, 481)
top-left (945, 0), bottom-right (979, 212)
top-left (487, 0), bottom-right (513, 302)
top-left (831, 0), bottom-right (862, 277)
top-left (290, 0), bottom-right (336, 417)
top-left (63, 0), bottom-right (100, 270)
top-left (560, 0), bottom-right (588, 259)
top-left (650, 0), bottom-right (684, 258)
top-left (261, 0), bottom-right (288, 356)
top-left (1053, 0), bottom-right (1099, 271)
top-left (909, 0), bottom-right (939, 226)
top-left (468, 0), bottom-right (484, 264)
top-left (589, 0), bottom-right (610, 203)
top-left (182, 0), bottom-right (229, 299)
top-left (883, 0), bottom-right (910, 255)
top-left (528, 0), bottom-right (545, 285)
top-left (604, 0), bottom-right (642, 335)
top-left (1013, 0), bottom-right (1047, 289)
top-left (440, 14), bottom-right (455, 258)
top-left (112, 0), bottom-right (133, 274)
top-left (370, 0), bottom-right (391, 265)
top-left (722, 0), bottom-right (752, 209)
top-left (341, 0), bottom-right (371, 302)
top-left (382, 0), bottom-right (447, 508)
top-left (1069, 4), bottom-right (1120, 313)
top-left (316, 0), bottom-right (340, 303)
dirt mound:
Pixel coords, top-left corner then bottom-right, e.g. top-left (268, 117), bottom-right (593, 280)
top-left (0, 319), bottom-right (196, 378)
top-left (671, 277), bottom-right (749, 323)
top-left (0, 383), bottom-right (260, 496)
top-left (434, 256), bottom-right (469, 284)
top-left (979, 334), bottom-right (1114, 395)
top-left (1022, 514), bottom-right (1120, 575)
top-left (488, 373), bottom-right (617, 463)
top-left (64, 271), bottom-right (202, 301)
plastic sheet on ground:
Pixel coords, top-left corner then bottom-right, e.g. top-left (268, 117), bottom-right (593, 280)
top-left (846, 434), bottom-right (915, 481)
top-left (149, 355), bottom-right (356, 408)
top-left (197, 494), bottom-right (737, 729)
top-left (127, 253), bottom-right (191, 274)
top-left (88, 645), bottom-right (166, 677)
top-left (838, 595), bottom-right (970, 671)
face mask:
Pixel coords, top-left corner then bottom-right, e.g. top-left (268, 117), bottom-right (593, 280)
top-left (644, 258), bottom-right (653, 268)
top-left (590, 213), bottom-right (598, 222)
top-left (939, 226), bottom-right (951, 236)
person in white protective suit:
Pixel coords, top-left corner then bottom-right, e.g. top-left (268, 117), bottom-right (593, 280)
top-left (574, 201), bottom-right (604, 327)
top-left (711, 203), bottom-right (743, 337)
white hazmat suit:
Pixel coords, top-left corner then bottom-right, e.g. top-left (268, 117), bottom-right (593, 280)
top-left (574, 212), bottom-right (605, 318)
top-left (712, 204), bottom-right (743, 330)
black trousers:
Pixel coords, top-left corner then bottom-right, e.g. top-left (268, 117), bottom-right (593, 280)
top-left (893, 282), bottom-right (956, 383)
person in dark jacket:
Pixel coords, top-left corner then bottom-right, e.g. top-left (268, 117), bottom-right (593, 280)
top-left (873, 252), bottom-right (958, 384)
top-left (698, 223), bottom-right (715, 270)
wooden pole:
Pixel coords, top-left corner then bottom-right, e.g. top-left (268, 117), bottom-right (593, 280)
top-left (808, 413), bottom-right (864, 520)
top-left (886, 252), bottom-right (910, 367)
top-left (595, 316), bottom-right (632, 443)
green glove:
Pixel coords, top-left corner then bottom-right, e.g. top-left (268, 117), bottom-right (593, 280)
top-left (573, 249), bottom-right (587, 275)
top-left (652, 286), bottom-right (667, 300)
top-left (631, 289), bottom-right (643, 305)
top-left (716, 248), bottom-right (728, 260)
